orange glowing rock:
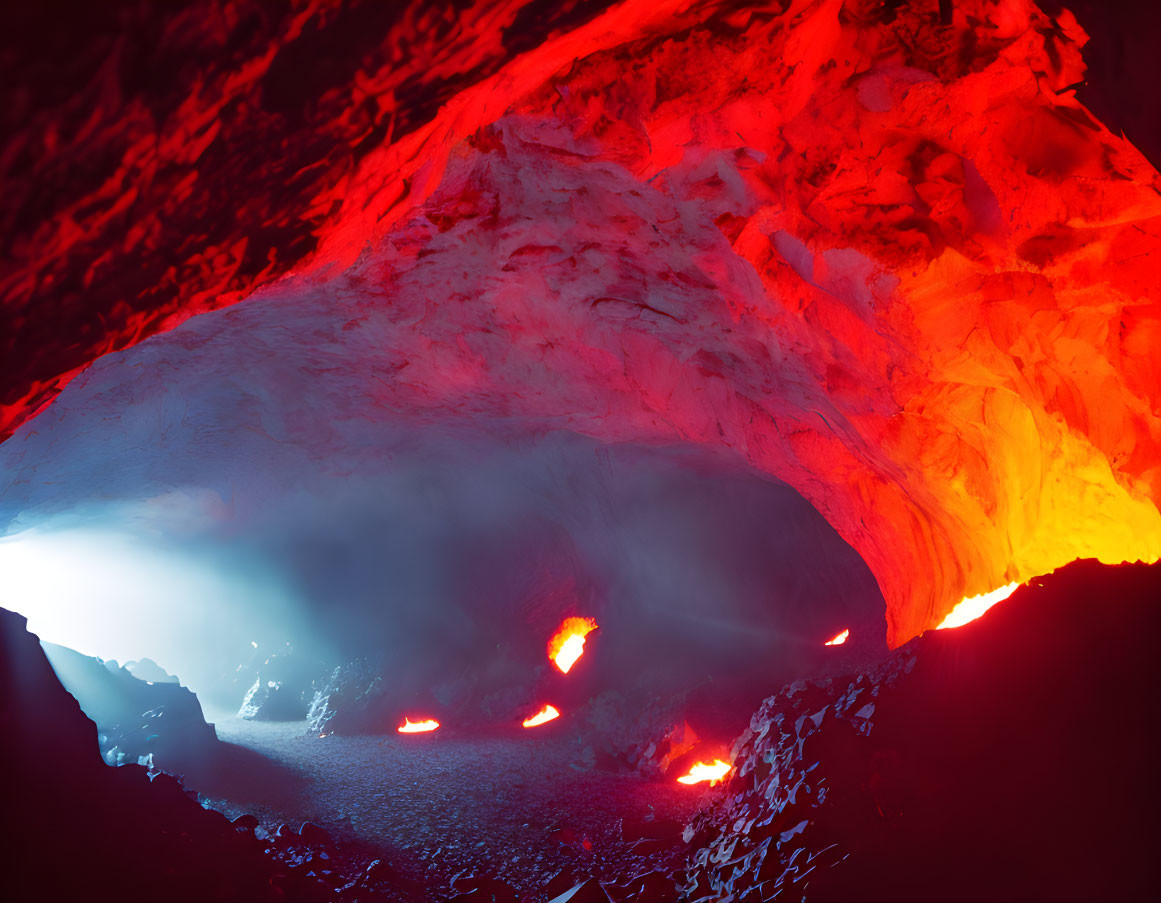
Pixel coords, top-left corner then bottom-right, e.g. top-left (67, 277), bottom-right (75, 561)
top-left (522, 704), bottom-right (561, 728)
top-left (824, 629), bottom-right (850, 647)
top-left (397, 717), bottom-right (439, 734)
top-left (4, 0), bottom-right (1161, 656)
top-left (677, 759), bottom-right (731, 786)
top-left (548, 617), bottom-right (598, 674)
top-left (936, 582), bottom-right (1022, 630)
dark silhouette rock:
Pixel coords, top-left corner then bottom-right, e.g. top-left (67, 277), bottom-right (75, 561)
top-left (0, 608), bottom-right (323, 901)
top-left (449, 874), bottom-right (519, 902)
top-left (298, 821), bottom-right (332, 847)
top-left (232, 813), bottom-right (260, 832)
top-left (541, 870), bottom-right (585, 900)
top-left (683, 560), bottom-right (1161, 902)
top-left (546, 878), bottom-right (616, 903)
top-left (614, 870), bottom-right (676, 902)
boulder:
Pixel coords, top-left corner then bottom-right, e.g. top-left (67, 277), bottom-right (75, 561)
top-left (306, 658), bottom-right (391, 735)
top-left (237, 646), bottom-right (319, 722)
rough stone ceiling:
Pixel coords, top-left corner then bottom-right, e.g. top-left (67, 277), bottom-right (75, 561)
top-left (2, 0), bottom-right (1159, 644)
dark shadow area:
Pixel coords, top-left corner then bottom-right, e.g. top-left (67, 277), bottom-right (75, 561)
top-left (40, 636), bottom-right (311, 809)
top-left (188, 737), bottom-right (312, 809)
top-left (1037, 0), bottom-right (1161, 169)
top-left (686, 558), bottom-right (1161, 902)
top-left (0, 607), bottom-right (371, 902)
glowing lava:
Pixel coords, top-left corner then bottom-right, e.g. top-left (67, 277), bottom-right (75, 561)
top-left (522, 704), bottom-right (561, 728)
top-left (548, 617), bottom-right (598, 674)
top-left (678, 759), bottom-right (732, 786)
top-left (824, 629), bottom-right (850, 646)
top-left (936, 582), bottom-right (1022, 630)
top-left (397, 717), bottom-right (440, 734)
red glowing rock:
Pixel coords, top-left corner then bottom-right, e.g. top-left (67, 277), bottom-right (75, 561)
top-left (2, 1), bottom-right (1160, 645)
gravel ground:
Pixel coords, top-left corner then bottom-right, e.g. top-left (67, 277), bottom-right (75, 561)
top-left (199, 715), bottom-right (714, 900)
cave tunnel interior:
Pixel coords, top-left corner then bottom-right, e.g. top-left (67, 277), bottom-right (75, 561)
top-left (1, 1), bottom-right (1160, 901)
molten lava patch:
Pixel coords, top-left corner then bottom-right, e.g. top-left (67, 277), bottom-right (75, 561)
top-left (824, 629), bottom-right (850, 646)
top-left (548, 617), bottom-right (598, 674)
top-left (677, 759), bottom-right (731, 786)
top-left (522, 704), bottom-right (561, 728)
top-left (397, 717), bottom-right (440, 734)
top-left (936, 582), bottom-right (1022, 630)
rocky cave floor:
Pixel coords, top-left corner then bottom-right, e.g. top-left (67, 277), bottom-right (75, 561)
top-left (7, 559), bottom-right (1160, 902)
top-left (198, 717), bottom-right (707, 901)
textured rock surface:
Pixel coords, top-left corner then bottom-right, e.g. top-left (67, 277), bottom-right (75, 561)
top-left (2, 0), bottom-right (1159, 645)
top-left (208, 715), bottom-right (704, 901)
top-left (238, 645), bottom-right (320, 721)
top-left (307, 656), bottom-right (390, 735)
top-left (0, 0), bottom-right (624, 439)
top-left (681, 559), bottom-right (1161, 901)
top-left (0, 607), bottom-right (407, 901)
top-left (239, 676), bottom-right (311, 722)
top-left (42, 639), bottom-right (218, 768)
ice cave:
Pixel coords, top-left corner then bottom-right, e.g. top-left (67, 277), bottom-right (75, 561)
top-left (1, 1), bottom-right (1159, 900)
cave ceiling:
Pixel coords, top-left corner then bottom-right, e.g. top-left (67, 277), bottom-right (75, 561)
top-left (2, 0), bottom-right (1159, 644)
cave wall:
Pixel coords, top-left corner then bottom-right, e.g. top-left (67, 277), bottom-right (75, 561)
top-left (3, 0), bottom-right (1160, 644)
top-left (0, 0), bottom-right (622, 438)
top-left (682, 559), bottom-right (1161, 901)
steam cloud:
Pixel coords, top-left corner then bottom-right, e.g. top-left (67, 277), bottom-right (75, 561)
top-left (1, 427), bottom-right (884, 715)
